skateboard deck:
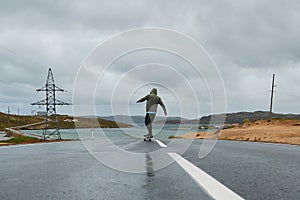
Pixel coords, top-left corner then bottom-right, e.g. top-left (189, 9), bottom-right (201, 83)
top-left (144, 136), bottom-right (152, 142)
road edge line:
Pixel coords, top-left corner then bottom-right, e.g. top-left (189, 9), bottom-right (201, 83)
top-left (154, 139), bottom-right (167, 148)
top-left (168, 153), bottom-right (244, 200)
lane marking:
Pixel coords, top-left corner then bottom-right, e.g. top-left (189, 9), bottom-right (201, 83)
top-left (0, 143), bottom-right (47, 149)
top-left (154, 139), bottom-right (167, 148)
top-left (168, 153), bottom-right (244, 200)
top-left (0, 141), bottom-right (73, 149)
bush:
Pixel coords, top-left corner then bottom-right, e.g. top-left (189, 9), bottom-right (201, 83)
top-left (242, 119), bottom-right (250, 124)
top-left (5, 136), bottom-right (41, 144)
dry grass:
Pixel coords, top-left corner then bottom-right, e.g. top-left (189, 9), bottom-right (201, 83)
top-left (179, 119), bottom-right (300, 146)
top-left (0, 136), bottom-right (73, 146)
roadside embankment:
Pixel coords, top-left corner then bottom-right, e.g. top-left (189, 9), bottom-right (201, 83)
top-left (0, 129), bottom-right (72, 146)
top-left (175, 119), bottom-right (300, 146)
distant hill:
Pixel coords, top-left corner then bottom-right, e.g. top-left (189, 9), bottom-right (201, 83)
top-left (0, 112), bottom-right (45, 130)
top-left (95, 111), bottom-right (300, 126)
top-left (154, 117), bottom-right (199, 124)
top-left (101, 115), bottom-right (198, 125)
top-left (199, 111), bottom-right (300, 124)
top-left (101, 115), bottom-right (145, 125)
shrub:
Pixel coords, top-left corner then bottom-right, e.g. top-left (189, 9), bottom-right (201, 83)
top-left (5, 136), bottom-right (41, 144)
top-left (242, 119), bottom-right (250, 125)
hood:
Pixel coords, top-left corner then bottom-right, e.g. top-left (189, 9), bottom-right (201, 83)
top-left (150, 88), bottom-right (157, 95)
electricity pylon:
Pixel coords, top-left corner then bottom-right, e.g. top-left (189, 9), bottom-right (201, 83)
top-left (31, 68), bottom-right (71, 140)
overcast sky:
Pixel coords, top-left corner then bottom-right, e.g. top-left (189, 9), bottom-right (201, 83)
top-left (1, 0), bottom-right (300, 118)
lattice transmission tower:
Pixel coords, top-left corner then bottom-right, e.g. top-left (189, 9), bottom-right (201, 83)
top-left (31, 68), bottom-right (71, 140)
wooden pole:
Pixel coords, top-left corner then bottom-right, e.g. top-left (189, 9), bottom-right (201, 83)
top-left (269, 74), bottom-right (275, 118)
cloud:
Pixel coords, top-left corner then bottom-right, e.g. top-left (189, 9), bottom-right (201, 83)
top-left (193, 0), bottom-right (300, 67)
top-left (1, 0), bottom-right (300, 117)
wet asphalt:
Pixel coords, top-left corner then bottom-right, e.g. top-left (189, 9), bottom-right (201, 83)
top-left (0, 139), bottom-right (299, 200)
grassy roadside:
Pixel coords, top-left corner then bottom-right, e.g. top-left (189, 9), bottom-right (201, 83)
top-left (169, 119), bottom-right (300, 146)
top-left (4, 136), bottom-right (42, 144)
top-left (0, 112), bottom-right (130, 146)
top-left (0, 135), bottom-right (74, 146)
top-left (0, 112), bottom-right (44, 131)
top-left (0, 112), bottom-right (132, 131)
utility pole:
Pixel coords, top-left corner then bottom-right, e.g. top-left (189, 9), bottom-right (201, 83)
top-left (269, 74), bottom-right (275, 118)
top-left (31, 68), bottom-right (71, 140)
top-left (7, 106), bottom-right (10, 131)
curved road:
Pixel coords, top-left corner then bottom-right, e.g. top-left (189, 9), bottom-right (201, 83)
top-left (0, 139), bottom-right (299, 200)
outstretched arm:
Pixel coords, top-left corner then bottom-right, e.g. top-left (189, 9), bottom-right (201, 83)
top-left (159, 98), bottom-right (167, 116)
top-left (136, 95), bottom-right (148, 103)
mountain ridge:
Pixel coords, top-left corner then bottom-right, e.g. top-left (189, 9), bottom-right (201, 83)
top-left (100, 111), bottom-right (300, 125)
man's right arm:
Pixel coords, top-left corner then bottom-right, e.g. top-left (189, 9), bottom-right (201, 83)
top-left (136, 95), bottom-right (148, 103)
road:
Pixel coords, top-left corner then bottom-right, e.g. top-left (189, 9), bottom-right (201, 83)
top-left (0, 139), bottom-right (299, 200)
top-left (5, 121), bottom-right (45, 139)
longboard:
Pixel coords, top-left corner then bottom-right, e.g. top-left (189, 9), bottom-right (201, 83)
top-left (144, 136), bottom-right (152, 142)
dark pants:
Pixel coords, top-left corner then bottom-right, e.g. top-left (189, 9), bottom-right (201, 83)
top-left (145, 113), bottom-right (156, 136)
top-left (145, 113), bottom-right (156, 126)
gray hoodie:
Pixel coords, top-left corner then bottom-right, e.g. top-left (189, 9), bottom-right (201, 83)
top-left (136, 88), bottom-right (167, 115)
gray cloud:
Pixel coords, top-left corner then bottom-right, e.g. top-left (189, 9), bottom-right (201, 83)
top-left (1, 0), bottom-right (300, 117)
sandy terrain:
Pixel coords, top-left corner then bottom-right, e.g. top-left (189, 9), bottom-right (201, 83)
top-left (179, 119), bottom-right (300, 146)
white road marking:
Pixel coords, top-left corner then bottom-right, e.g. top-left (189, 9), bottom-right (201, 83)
top-left (168, 153), bottom-right (244, 200)
top-left (0, 144), bottom-right (37, 149)
top-left (0, 142), bottom-right (64, 149)
top-left (154, 138), bottom-right (167, 148)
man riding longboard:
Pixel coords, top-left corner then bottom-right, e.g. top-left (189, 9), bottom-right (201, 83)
top-left (136, 88), bottom-right (167, 140)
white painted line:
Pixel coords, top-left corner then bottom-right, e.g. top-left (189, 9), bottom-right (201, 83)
top-left (0, 141), bottom-right (68, 149)
top-left (0, 143), bottom-right (43, 149)
top-left (168, 153), bottom-right (244, 200)
top-left (154, 139), bottom-right (167, 148)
